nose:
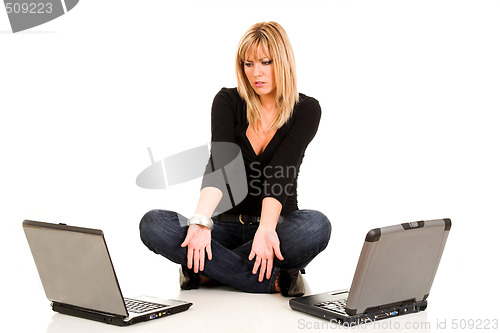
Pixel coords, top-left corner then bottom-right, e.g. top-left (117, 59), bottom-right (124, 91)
top-left (251, 63), bottom-right (263, 77)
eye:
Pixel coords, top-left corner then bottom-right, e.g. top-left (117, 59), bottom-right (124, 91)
top-left (262, 60), bottom-right (273, 66)
top-left (244, 62), bottom-right (253, 67)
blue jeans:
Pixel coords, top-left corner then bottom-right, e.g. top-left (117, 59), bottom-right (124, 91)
top-left (139, 209), bottom-right (331, 293)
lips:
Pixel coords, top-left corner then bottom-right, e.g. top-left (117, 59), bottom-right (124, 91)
top-left (254, 81), bottom-right (266, 87)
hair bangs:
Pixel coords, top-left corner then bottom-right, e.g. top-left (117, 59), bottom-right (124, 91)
top-left (238, 35), bottom-right (270, 64)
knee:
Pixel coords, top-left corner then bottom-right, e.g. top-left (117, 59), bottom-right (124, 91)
top-left (307, 210), bottom-right (332, 250)
top-left (139, 209), bottom-right (179, 248)
top-left (317, 211), bottom-right (332, 235)
top-left (281, 210), bottom-right (332, 250)
top-left (139, 209), bottom-right (160, 247)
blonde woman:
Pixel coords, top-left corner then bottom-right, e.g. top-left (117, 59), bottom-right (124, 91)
top-left (140, 22), bottom-right (331, 296)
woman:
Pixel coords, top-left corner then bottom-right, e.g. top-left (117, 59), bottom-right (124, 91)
top-left (140, 21), bottom-right (331, 296)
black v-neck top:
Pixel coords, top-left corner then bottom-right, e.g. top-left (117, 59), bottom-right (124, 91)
top-left (202, 88), bottom-right (321, 217)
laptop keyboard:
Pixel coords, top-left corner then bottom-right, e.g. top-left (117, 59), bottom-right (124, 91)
top-left (315, 299), bottom-right (348, 314)
top-left (124, 298), bottom-right (166, 313)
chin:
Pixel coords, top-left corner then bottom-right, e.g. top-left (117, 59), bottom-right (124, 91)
top-left (254, 88), bottom-right (274, 96)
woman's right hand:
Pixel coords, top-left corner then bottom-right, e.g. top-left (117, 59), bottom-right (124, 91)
top-left (180, 224), bottom-right (212, 273)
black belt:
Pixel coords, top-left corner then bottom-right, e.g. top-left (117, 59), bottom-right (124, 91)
top-left (216, 214), bottom-right (261, 225)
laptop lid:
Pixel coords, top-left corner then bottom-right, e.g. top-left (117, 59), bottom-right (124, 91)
top-left (345, 218), bottom-right (451, 315)
top-left (23, 220), bottom-right (128, 317)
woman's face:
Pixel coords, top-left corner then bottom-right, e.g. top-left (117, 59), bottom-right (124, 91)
top-left (243, 47), bottom-right (276, 100)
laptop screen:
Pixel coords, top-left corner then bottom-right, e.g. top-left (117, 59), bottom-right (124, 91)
top-left (23, 221), bottom-right (128, 317)
top-left (346, 218), bottom-right (451, 314)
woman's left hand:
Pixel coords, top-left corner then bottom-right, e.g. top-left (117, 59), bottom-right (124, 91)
top-left (249, 226), bottom-right (284, 282)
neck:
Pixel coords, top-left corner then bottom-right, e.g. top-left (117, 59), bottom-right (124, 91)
top-left (255, 92), bottom-right (278, 131)
top-left (257, 104), bottom-right (277, 133)
top-left (259, 93), bottom-right (276, 111)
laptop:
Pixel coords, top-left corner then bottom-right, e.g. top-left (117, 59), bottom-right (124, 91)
top-left (290, 218), bottom-right (451, 326)
top-left (23, 220), bottom-right (192, 326)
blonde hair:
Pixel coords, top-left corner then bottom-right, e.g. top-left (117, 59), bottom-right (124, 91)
top-left (236, 21), bottom-right (299, 130)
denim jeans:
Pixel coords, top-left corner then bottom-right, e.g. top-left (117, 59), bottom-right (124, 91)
top-left (139, 209), bottom-right (331, 293)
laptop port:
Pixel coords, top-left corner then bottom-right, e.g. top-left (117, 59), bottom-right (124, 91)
top-left (390, 311), bottom-right (399, 316)
top-left (374, 313), bottom-right (388, 319)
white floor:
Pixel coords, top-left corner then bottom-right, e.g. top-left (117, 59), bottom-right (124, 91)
top-left (6, 274), bottom-right (491, 333)
top-left (5, 218), bottom-right (499, 333)
top-left (5, 272), bottom-right (443, 333)
top-left (39, 288), bottom-right (433, 333)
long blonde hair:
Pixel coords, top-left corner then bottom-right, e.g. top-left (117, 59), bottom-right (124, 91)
top-left (236, 21), bottom-right (299, 130)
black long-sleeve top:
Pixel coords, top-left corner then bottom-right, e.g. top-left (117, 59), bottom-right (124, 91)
top-left (202, 87), bottom-right (321, 217)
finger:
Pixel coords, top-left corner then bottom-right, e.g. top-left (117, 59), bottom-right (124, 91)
top-left (252, 256), bottom-right (261, 274)
top-left (266, 257), bottom-right (273, 280)
top-left (186, 248), bottom-right (193, 269)
top-left (199, 248), bottom-right (205, 272)
top-left (206, 243), bottom-right (213, 261)
top-left (274, 245), bottom-right (285, 261)
top-left (180, 232), bottom-right (193, 248)
top-left (258, 259), bottom-right (266, 282)
top-left (248, 250), bottom-right (255, 261)
top-left (193, 249), bottom-right (200, 273)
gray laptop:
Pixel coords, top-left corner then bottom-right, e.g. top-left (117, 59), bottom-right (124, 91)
top-left (23, 220), bottom-right (192, 326)
top-left (290, 218), bottom-right (451, 326)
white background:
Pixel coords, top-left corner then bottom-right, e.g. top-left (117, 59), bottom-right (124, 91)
top-left (1, 0), bottom-right (499, 332)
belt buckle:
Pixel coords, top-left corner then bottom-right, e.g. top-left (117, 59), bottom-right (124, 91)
top-left (238, 214), bottom-right (245, 225)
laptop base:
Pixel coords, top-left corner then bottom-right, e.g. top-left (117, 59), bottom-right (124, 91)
top-left (53, 302), bottom-right (128, 326)
top-left (290, 290), bottom-right (427, 326)
top-left (53, 299), bottom-right (193, 326)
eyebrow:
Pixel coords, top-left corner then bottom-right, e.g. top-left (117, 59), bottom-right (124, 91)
top-left (244, 57), bottom-right (271, 62)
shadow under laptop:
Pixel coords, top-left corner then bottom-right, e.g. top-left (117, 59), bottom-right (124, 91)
top-left (46, 310), bottom-right (187, 333)
top-left (46, 313), bottom-right (123, 333)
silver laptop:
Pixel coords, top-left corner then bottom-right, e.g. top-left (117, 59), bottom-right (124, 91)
top-left (23, 220), bottom-right (192, 326)
top-left (289, 218), bottom-right (451, 326)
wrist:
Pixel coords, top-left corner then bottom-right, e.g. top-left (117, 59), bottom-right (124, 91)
top-left (257, 223), bottom-right (276, 232)
top-left (188, 214), bottom-right (214, 231)
top-left (258, 215), bottom-right (279, 229)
